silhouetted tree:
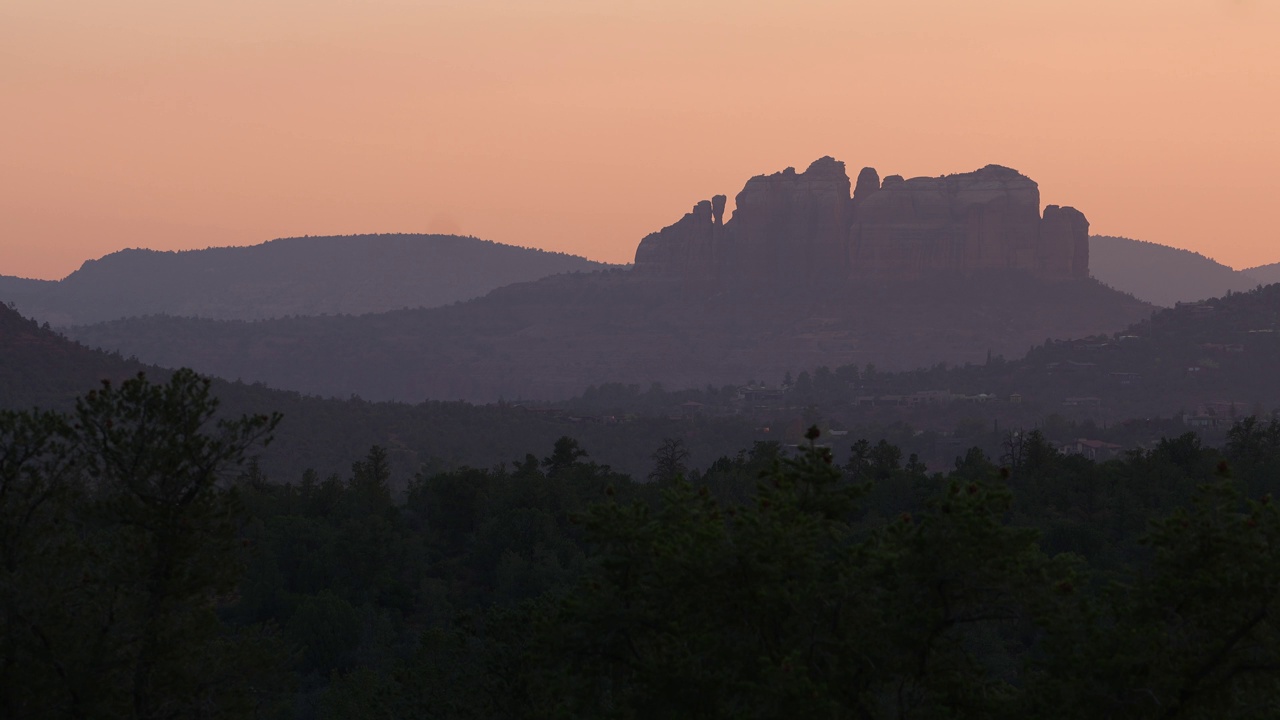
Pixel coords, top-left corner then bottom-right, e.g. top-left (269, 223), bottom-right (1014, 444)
top-left (648, 437), bottom-right (691, 483)
top-left (542, 436), bottom-right (588, 474)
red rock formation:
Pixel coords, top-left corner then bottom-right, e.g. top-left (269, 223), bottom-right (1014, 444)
top-left (1039, 205), bottom-right (1090, 278)
top-left (852, 166), bottom-right (881, 204)
top-left (851, 165), bottom-right (1045, 277)
top-left (633, 199), bottom-right (724, 276)
top-left (727, 157), bottom-right (852, 283)
top-left (633, 158), bottom-right (1089, 283)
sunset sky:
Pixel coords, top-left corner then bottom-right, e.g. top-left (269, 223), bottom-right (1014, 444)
top-left (3, 0), bottom-right (1277, 280)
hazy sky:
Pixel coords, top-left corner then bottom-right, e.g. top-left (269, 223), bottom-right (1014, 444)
top-left (3, 0), bottom-right (1277, 279)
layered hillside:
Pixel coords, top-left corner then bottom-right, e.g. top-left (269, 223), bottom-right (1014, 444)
top-left (0, 302), bottom-right (150, 409)
top-left (66, 271), bottom-right (1151, 404)
top-left (847, 282), bottom-right (1280, 423)
top-left (1089, 236), bottom-right (1262, 306)
top-left (0, 302), bottom-right (759, 481)
top-left (0, 234), bottom-right (612, 325)
top-left (62, 158), bottom-right (1153, 403)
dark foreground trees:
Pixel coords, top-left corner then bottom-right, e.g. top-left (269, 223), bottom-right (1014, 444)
top-left (6, 371), bottom-right (1280, 718)
top-left (532, 440), bottom-right (1280, 719)
top-left (0, 370), bottom-right (285, 720)
top-left (315, 428), bottom-right (1280, 719)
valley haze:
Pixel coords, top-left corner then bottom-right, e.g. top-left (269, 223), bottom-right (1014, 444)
top-left (60, 157), bottom-right (1153, 403)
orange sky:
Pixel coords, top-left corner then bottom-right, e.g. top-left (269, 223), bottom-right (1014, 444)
top-left (2, 0), bottom-right (1277, 280)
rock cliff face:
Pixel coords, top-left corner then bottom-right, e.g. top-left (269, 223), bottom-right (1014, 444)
top-left (634, 158), bottom-right (1089, 283)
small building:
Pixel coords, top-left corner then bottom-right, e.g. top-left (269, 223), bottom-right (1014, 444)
top-left (907, 390), bottom-right (953, 405)
top-left (1063, 397), bottom-right (1102, 407)
top-left (1200, 343), bottom-right (1246, 354)
top-left (1176, 301), bottom-right (1216, 316)
top-left (676, 401), bottom-right (706, 417)
top-left (1063, 438), bottom-right (1124, 461)
top-left (1183, 414), bottom-right (1217, 429)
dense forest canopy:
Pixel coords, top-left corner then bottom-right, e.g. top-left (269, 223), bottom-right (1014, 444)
top-left (5, 372), bottom-right (1280, 718)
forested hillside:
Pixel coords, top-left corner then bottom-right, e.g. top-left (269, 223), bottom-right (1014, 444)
top-left (64, 271), bottom-right (1152, 403)
top-left (0, 301), bottom-right (150, 408)
top-left (562, 282), bottom-right (1280, 437)
top-left (0, 234), bottom-right (612, 325)
top-left (0, 302), bottom-right (758, 481)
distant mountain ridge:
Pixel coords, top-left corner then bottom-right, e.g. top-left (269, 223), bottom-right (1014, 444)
top-left (63, 270), bottom-right (1152, 403)
top-left (0, 234), bottom-right (613, 325)
top-left (1089, 235), bottom-right (1265, 306)
top-left (58, 158), bottom-right (1158, 403)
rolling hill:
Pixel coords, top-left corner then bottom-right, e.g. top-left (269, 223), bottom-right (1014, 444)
top-left (0, 234), bottom-right (613, 325)
top-left (1088, 235), bottom-right (1262, 306)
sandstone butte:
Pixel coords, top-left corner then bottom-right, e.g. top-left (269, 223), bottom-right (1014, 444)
top-left (633, 157), bottom-right (1089, 285)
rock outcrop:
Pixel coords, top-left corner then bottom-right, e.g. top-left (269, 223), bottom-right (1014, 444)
top-left (634, 158), bottom-right (1090, 283)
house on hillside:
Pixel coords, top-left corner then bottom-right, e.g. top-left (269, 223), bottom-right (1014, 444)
top-left (906, 390), bottom-right (953, 405)
top-left (1200, 343), bottom-right (1245, 354)
top-left (1063, 397), bottom-right (1102, 407)
top-left (675, 401), bottom-right (705, 418)
top-left (1175, 300), bottom-right (1216, 316)
top-left (1062, 438), bottom-right (1124, 461)
top-left (735, 384), bottom-right (784, 409)
top-left (1180, 401), bottom-right (1248, 428)
top-left (1046, 361), bottom-right (1098, 374)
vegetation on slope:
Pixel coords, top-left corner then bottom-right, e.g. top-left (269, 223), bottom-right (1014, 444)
top-left (62, 271), bottom-right (1152, 403)
top-left (0, 302), bottom-right (759, 481)
top-left (562, 282), bottom-right (1280, 439)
